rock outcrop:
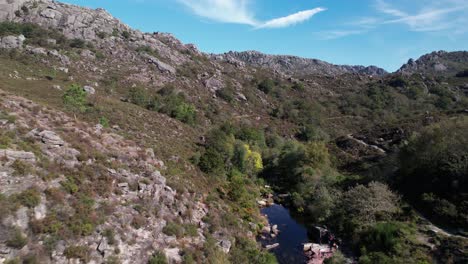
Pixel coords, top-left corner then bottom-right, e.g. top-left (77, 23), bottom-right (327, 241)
top-left (212, 51), bottom-right (388, 76)
top-left (398, 51), bottom-right (468, 75)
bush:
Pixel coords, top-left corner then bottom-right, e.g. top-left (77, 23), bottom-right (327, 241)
top-left (121, 31), bottom-right (131, 39)
top-left (15, 188), bottom-right (41, 208)
top-left (63, 84), bottom-right (88, 114)
top-left (258, 79), bottom-right (275, 94)
top-left (64, 246), bottom-right (90, 262)
top-left (162, 222), bottom-right (184, 238)
top-left (99, 116), bottom-right (110, 128)
top-left (6, 229), bottom-right (27, 249)
top-left (11, 159), bottom-right (33, 176)
top-left (148, 252), bottom-right (167, 264)
top-left (336, 182), bottom-right (399, 230)
top-left (69, 38), bottom-right (86, 48)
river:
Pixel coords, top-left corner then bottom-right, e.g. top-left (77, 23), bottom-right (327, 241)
top-left (259, 204), bottom-right (309, 264)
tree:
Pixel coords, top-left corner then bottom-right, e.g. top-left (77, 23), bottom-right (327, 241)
top-left (63, 84), bottom-right (87, 115)
top-left (338, 182), bottom-right (399, 228)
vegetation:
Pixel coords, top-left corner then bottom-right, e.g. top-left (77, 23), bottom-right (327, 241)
top-left (63, 84), bottom-right (88, 114)
top-left (397, 117), bottom-right (468, 228)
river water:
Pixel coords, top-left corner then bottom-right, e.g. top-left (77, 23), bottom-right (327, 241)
top-left (260, 204), bottom-right (309, 264)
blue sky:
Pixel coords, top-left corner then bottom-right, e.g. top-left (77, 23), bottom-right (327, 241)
top-left (64, 0), bottom-right (468, 71)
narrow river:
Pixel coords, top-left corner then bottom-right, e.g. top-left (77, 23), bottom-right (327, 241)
top-left (259, 204), bottom-right (309, 264)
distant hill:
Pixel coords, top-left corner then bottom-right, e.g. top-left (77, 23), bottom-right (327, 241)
top-left (212, 50), bottom-right (388, 76)
top-left (398, 51), bottom-right (468, 76)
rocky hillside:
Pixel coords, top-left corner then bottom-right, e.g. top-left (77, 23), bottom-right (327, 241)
top-left (398, 51), bottom-right (468, 75)
top-left (213, 51), bottom-right (388, 76)
top-left (0, 1), bottom-right (467, 264)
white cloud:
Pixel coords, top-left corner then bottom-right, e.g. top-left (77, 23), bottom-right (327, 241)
top-left (317, 30), bottom-right (365, 40)
top-left (377, 0), bottom-right (468, 32)
top-left (177, 0), bottom-right (325, 29)
top-left (256, 8), bottom-right (326, 29)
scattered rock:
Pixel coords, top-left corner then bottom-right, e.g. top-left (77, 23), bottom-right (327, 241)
top-left (83, 85), bottom-right (96, 95)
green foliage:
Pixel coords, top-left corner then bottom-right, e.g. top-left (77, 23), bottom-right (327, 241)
top-left (296, 124), bottom-right (330, 142)
top-left (64, 246), bottom-right (90, 262)
top-left (121, 31), bottom-right (131, 39)
top-left (69, 38), bottom-right (86, 48)
top-left (11, 159), bottom-right (33, 176)
top-left (258, 79), bottom-right (275, 94)
top-left (99, 116), bottom-right (110, 128)
top-left (398, 117), bottom-right (468, 227)
top-left (63, 84), bottom-right (88, 113)
top-left (216, 86), bottom-right (235, 103)
top-left (6, 229), bottom-right (27, 249)
top-left (127, 86), bottom-right (197, 124)
top-left (162, 222), bottom-right (184, 238)
top-left (229, 237), bottom-right (278, 264)
top-left (136, 46), bottom-right (160, 57)
top-left (334, 182), bottom-right (399, 232)
top-left (14, 188), bottom-right (41, 208)
top-left (148, 252), bottom-right (167, 264)
top-left (0, 22), bottom-right (67, 48)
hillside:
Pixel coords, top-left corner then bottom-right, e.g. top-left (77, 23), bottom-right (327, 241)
top-left (0, 1), bottom-right (467, 264)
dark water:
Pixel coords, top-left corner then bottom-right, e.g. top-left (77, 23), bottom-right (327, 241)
top-left (260, 204), bottom-right (309, 264)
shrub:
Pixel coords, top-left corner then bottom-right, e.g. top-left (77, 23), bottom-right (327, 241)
top-left (216, 86), bottom-right (235, 102)
top-left (11, 159), bottom-right (33, 176)
top-left (15, 188), bottom-right (41, 208)
top-left (69, 38), bottom-right (86, 48)
top-left (64, 246), bottom-right (90, 262)
top-left (162, 222), bottom-right (184, 238)
top-left (121, 31), bottom-right (131, 39)
top-left (337, 182), bottom-right (399, 229)
top-left (6, 229), bottom-right (27, 249)
top-left (128, 87), bottom-right (149, 107)
top-left (148, 252), bottom-right (167, 264)
top-left (99, 116), bottom-right (110, 128)
top-left (63, 84), bottom-right (88, 114)
top-left (257, 79), bottom-right (275, 94)
top-left (172, 102), bottom-right (196, 125)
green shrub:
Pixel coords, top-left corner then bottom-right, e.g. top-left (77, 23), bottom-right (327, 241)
top-left (162, 222), bottom-right (184, 238)
top-left (64, 246), bottom-right (90, 262)
top-left (148, 252), bottom-right (167, 264)
top-left (11, 159), bottom-right (33, 176)
top-left (63, 84), bottom-right (88, 114)
top-left (99, 116), bottom-right (110, 128)
top-left (121, 31), bottom-right (131, 39)
top-left (258, 79), bottom-right (275, 94)
top-left (15, 188), bottom-right (41, 208)
top-left (69, 38), bottom-right (86, 48)
top-left (6, 229), bottom-right (27, 249)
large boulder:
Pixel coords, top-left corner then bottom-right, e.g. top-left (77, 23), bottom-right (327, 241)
top-left (0, 35), bottom-right (25, 49)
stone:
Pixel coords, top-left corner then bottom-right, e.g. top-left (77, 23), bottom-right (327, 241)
top-left (34, 201), bottom-right (47, 220)
top-left (83, 85), bottom-right (96, 95)
top-left (0, 35), bottom-right (25, 49)
top-left (52, 85), bottom-right (62, 90)
top-left (203, 77), bottom-right (225, 93)
top-left (164, 248), bottom-right (182, 263)
top-left (0, 150), bottom-right (36, 163)
top-left (145, 55), bottom-right (176, 74)
top-left (265, 243), bottom-right (279, 250)
top-left (217, 239), bottom-right (232, 253)
top-left (38, 130), bottom-right (65, 146)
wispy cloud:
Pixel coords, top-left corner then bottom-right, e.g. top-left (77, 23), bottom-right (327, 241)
top-left (177, 0), bottom-right (325, 29)
top-left (317, 29), bottom-right (366, 40)
top-left (317, 0), bottom-right (468, 40)
top-left (256, 8), bottom-right (326, 29)
top-left (376, 0), bottom-right (468, 32)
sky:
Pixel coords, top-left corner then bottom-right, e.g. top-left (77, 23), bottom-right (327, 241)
top-left (63, 0), bottom-right (468, 72)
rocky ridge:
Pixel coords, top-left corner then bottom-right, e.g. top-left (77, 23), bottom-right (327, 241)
top-left (398, 50), bottom-right (468, 75)
top-left (212, 51), bottom-right (388, 76)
